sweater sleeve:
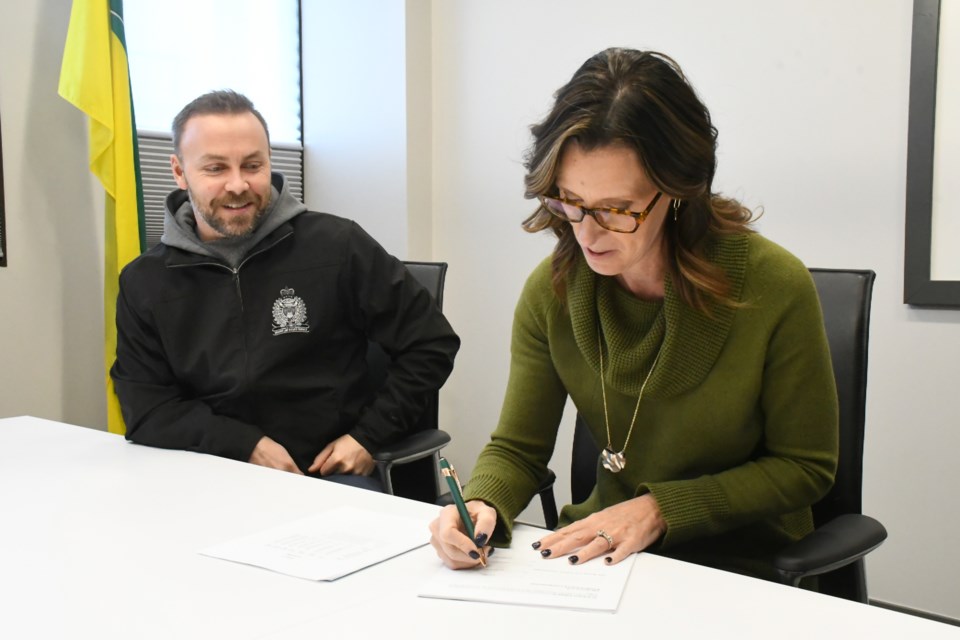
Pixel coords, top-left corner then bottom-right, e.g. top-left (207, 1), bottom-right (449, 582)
top-left (341, 223), bottom-right (460, 451)
top-left (463, 260), bottom-right (568, 545)
top-left (110, 277), bottom-right (265, 462)
top-left (642, 263), bottom-right (839, 548)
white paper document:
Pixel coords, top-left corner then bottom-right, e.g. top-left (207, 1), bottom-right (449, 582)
top-left (199, 506), bottom-right (428, 581)
top-left (418, 525), bottom-right (635, 612)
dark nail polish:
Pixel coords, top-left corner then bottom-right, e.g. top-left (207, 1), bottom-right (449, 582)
top-left (569, 555), bottom-right (579, 564)
top-left (531, 541), bottom-right (541, 550)
top-left (540, 549), bottom-right (551, 558)
top-left (604, 556), bottom-right (613, 564)
top-left (487, 547), bottom-right (495, 556)
top-left (468, 550), bottom-right (480, 560)
top-left (474, 532), bottom-right (488, 547)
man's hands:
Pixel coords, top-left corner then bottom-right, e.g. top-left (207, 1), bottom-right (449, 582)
top-left (249, 436), bottom-right (303, 474)
top-left (249, 434), bottom-right (375, 477)
top-left (308, 434), bottom-right (375, 476)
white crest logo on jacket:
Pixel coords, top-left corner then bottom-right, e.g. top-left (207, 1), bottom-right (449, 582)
top-left (271, 287), bottom-right (310, 335)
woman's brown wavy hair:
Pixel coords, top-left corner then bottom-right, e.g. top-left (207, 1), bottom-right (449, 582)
top-left (522, 48), bottom-right (755, 313)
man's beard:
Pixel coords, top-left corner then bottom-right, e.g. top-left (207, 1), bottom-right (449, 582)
top-left (189, 187), bottom-right (271, 239)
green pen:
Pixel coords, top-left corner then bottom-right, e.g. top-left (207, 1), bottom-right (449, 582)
top-left (439, 457), bottom-right (487, 567)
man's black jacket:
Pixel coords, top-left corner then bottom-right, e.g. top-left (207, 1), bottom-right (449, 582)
top-left (110, 211), bottom-right (460, 470)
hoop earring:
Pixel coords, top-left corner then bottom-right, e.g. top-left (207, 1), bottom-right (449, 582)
top-left (672, 198), bottom-right (682, 221)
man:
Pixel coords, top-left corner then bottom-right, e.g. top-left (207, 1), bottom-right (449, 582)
top-left (110, 90), bottom-right (459, 490)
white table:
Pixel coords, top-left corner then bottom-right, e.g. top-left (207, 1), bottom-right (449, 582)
top-left (1, 416), bottom-right (957, 639)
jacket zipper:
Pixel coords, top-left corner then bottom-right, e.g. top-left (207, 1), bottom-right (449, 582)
top-left (164, 230), bottom-right (294, 396)
top-left (167, 230), bottom-right (294, 312)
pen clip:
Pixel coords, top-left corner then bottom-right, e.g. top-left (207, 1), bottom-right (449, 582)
top-left (439, 457), bottom-right (464, 493)
top-left (448, 467), bottom-right (464, 494)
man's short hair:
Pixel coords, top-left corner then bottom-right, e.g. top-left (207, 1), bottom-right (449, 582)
top-left (172, 90), bottom-right (270, 156)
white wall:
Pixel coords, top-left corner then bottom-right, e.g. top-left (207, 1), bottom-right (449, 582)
top-left (301, 0), bottom-right (433, 260)
top-left (0, 0), bottom-right (105, 430)
top-left (3, 0), bottom-right (959, 622)
top-left (429, 0), bottom-right (960, 620)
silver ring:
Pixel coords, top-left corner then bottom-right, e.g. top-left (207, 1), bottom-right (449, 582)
top-left (596, 529), bottom-right (614, 550)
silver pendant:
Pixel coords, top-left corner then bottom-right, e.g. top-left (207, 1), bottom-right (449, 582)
top-left (601, 447), bottom-right (626, 473)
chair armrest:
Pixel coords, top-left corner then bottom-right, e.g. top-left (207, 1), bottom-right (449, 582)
top-left (373, 430), bottom-right (451, 498)
top-left (773, 513), bottom-right (888, 584)
top-left (372, 429), bottom-right (451, 466)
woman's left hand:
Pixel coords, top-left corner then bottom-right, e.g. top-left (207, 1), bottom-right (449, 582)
top-left (533, 494), bottom-right (666, 565)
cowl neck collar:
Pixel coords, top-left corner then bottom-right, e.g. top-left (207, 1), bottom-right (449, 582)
top-left (567, 234), bottom-right (750, 398)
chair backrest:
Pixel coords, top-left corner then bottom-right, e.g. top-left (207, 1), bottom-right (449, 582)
top-left (569, 268), bottom-right (877, 525)
top-left (807, 268), bottom-right (875, 525)
top-left (404, 261), bottom-right (447, 311)
top-left (570, 413), bottom-right (600, 505)
top-left (364, 261), bottom-right (448, 501)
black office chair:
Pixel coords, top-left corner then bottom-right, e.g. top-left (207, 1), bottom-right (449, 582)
top-left (535, 268), bottom-right (886, 602)
top-left (367, 261), bottom-right (452, 503)
top-left (772, 268), bottom-right (886, 601)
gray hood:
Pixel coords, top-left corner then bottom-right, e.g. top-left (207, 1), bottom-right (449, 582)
top-left (160, 171), bottom-right (307, 266)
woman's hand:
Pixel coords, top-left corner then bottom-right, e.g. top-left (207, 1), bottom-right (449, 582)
top-left (428, 500), bottom-right (497, 569)
top-left (533, 494), bottom-right (666, 565)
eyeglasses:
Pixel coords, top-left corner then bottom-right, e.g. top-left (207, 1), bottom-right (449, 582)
top-left (538, 191), bottom-right (663, 233)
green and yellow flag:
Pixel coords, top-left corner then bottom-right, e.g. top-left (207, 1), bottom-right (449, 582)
top-left (58, 0), bottom-right (144, 434)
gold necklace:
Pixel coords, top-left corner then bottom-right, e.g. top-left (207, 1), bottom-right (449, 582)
top-left (597, 325), bottom-right (664, 473)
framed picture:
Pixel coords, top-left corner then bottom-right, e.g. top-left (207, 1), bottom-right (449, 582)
top-left (905, 0), bottom-right (960, 306)
top-left (1, 108), bottom-right (6, 268)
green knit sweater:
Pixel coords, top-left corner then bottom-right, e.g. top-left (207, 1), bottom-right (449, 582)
top-left (463, 233), bottom-right (839, 578)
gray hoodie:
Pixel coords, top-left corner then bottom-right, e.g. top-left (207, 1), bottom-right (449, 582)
top-left (160, 171), bottom-right (307, 268)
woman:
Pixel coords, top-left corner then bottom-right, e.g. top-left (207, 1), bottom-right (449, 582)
top-left (430, 48), bottom-right (838, 579)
